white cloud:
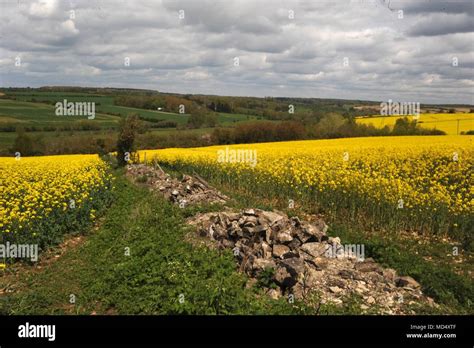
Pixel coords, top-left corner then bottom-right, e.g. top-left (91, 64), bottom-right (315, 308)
top-left (183, 71), bottom-right (209, 80)
top-left (60, 20), bottom-right (79, 36)
top-left (26, 0), bottom-right (59, 18)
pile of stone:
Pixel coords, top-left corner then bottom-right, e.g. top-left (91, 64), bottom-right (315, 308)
top-left (126, 164), bottom-right (228, 206)
top-left (188, 209), bottom-right (435, 314)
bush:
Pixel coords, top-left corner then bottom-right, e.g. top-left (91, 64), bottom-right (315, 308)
top-left (187, 108), bottom-right (217, 128)
top-left (393, 117), bottom-right (446, 136)
top-left (212, 121), bottom-right (306, 144)
top-left (116, 114), bottom-right (142, 166)
top-left (74, 120), bottom-right (101, 131)
top-left (95, 138), bottom-right (108, 156)
top-left (137, 132), bottom-right (208, 149)
top-left (211, 128), bottom-right (235, 144)
top-left (11, 128), bottom-right (36, 156)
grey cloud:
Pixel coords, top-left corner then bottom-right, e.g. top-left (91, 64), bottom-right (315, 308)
top-left (0, 0), bottom-right (472, 104)
top-left (395, 0), bottom-right (474, 16)
top-left (407, 13), bottom-right (474, 36)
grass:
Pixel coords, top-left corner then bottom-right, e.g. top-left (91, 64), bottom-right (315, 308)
top-left (0, 99), bottom-right (120, 127)
top-left (0, 170), bottom-right (368, 315)
top-left (96, 104), bottom-right (190, 124)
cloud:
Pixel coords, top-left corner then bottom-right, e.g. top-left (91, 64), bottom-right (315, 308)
top-left (407, 13), bottom-right (474, 36)
top-left (60, 20), bottom-right (79, 36)
top-left (395, 0), bottom-right (474, 16)
top-left (0, 0), bottom-right (472, 104)
top-left (25, 0), bottom-right (59, 18)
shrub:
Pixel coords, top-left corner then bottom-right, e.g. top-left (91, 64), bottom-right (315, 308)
top-left (116, 114), bottom-right (141, 166)
top-left (11, 128), bottom-right (35, 156)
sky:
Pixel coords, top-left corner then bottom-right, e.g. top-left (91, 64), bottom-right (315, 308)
top-left (0, 0), bottom-right (473, 104)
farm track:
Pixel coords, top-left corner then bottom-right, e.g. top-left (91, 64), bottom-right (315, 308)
top-left (0, 171), bottom-right (306, 315)
top-left (1, 167), bottom-right (471, 315)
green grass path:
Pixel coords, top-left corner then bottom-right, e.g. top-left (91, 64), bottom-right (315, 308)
top-left (0, 172), bottom-right (284, 314)
top-left (3, 169), bottom-right (456, 315)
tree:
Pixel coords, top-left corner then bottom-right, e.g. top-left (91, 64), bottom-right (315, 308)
top-left (392, 117), bottom-right (417, 135)
top-left (205, 113), bottom-right (218, 127)
top-left (187, 107), bottom-right (217, 128)
top-left (314, 113), bottom-right (346, 137)
top-left (116, 114), bottom-right (141, 166)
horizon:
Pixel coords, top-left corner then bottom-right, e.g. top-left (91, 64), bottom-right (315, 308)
top-left (2, 85), bottom-right (473, 107)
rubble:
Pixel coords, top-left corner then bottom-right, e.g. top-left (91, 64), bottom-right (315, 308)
top-left (126, 164), bottom-right (228, 206)
top-left (187, 209), bottom-right (435, 314)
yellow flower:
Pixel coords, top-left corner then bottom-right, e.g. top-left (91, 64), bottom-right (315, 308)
top-left (0, 154), bottom-right (112, 237)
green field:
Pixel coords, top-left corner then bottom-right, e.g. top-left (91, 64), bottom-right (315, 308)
top-left (0, 91), bottom-right (261, 127)
top-left (356, 113), bottom-right (474, 135)
top-left (96, 104), bottom-right (190, 124)
top-left (0, 99), bottom-right (120, 127)
top-left (0, 93), bottom-right (188, 125)
top-left (0, 91), bottom-right (267, 154)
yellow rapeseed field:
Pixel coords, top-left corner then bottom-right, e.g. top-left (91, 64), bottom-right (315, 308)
top-left (139, 135), bottom-right (473, 240)
top-left (356, 113), bottom-right (474, 135)
top-left (0, 155), bottom-right (113, 247)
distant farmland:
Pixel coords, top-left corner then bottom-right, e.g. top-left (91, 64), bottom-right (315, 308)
top-left (0, 99), bottom-right (120, 127)
top-left (0, 91), bottom-right (262, 128)
top-left (356, 113), bottom-right (474, 135)
top-left (0, 90), bottom-right (265, 154)
top-left (0, 94), bottom-right (188, 126)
